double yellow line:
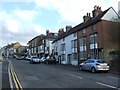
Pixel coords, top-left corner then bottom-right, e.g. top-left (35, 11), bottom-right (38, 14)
top-left (8, 59), bottom-right (23, 90)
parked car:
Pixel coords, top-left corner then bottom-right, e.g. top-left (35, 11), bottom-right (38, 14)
top-left (40, 57), bottom-right (46, 63)
top-left (30, 56), bottom-right (41, 64)
top-left (20, 56), bottom-right (26, 60)
top-left (15, 56), bottom-right (22, 60)
top-left (25, 55), bottom-right (31, 61)
top-left (79, 59), bottom-right (109, 73)
top-left (43, 56), bottom-right (57, 64)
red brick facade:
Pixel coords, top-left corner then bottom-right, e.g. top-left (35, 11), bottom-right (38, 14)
top-left (78, 20), bottom-right (119, 64)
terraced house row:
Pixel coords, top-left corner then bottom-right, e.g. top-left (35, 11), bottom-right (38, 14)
top-left (28, 6), bottom-right (120, 66)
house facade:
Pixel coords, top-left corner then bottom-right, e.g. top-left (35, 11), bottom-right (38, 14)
top-left (44, 30), bottom-right (58, 57)
top-left (28, 34), bottom-right (45, 58)
top-left (3, 42), bottom-right (21, 58)
top-left (28, 30), bottom-right (57, 58)
top-left (17, 46), bottom-right (27, 56)
top-left (53, 6), bottom-right (119, 65)
top-left (77, 6), bottom-right (119, 64)
top-left (53, 26), bottom-right (78, 65)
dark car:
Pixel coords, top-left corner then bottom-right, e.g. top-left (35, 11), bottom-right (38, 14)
top-left (44, 56), bottom-right (57, 64)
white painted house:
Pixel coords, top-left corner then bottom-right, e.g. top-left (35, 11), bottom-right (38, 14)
top-left (53, 26), bottom-right (78, 65)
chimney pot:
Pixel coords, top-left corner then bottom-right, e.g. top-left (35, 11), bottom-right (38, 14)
top-left (94, 5), bottom-right (97, 9)
top-left (46, 30), bottom-right (49, 35)
top-left (87, 13), bottom-right (89, 16)
top-left (89, 13), bottom-right (90, 17)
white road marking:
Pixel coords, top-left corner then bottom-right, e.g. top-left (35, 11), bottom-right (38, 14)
top-left (97, 82), bottom-right (118, 89)
top-left (67, 73), bottom-right (83, 79)
top-left (109, 76), bottom-right (118, 79)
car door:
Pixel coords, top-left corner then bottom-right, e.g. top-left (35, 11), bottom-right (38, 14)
top-left (87, 60), bottom-right (94, 70)
top-left (82, 60), bottom-right (90, 70)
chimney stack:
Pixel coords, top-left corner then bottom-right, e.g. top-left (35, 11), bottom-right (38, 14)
top-left (58, 28), bottom-right (64, 36)
top-left (66, 25), bottom-right (72, 32)
top-left (92, 5), bottom-right (102, 17)
top-left (46, 30), bottom-right (49, 35)
top-left (83, 12), bottom-right (91, 22)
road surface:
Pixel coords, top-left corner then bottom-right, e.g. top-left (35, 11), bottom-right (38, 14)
top-left (4, 58), bottom-right (120, 89)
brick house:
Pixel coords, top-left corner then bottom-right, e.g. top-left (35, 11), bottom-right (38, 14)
top-left (27, 34), bottom-right (45, 58)
top-left (77, 6), bottom-right (119, 64)
top-left (28, 30), bottom-right (57, 58)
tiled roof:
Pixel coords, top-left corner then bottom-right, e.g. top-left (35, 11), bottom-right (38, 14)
top-left (28, 34), bottom-right (45, 43)
top-left (46, 33), bottom-right (57, 40)
top-left (53, 7), bottom-right (110, 43)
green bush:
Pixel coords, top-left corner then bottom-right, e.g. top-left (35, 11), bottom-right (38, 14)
top-left (109, 50), bottom-right (120, 57)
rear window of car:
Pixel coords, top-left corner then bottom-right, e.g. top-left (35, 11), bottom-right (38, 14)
top-left (97, 60), bottom-right (106, 63)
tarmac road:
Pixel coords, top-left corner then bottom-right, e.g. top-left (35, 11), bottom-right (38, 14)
top-left (2, 58), bottom-right (10, 89)
top-left (9, 58), bottom-right (120, 89)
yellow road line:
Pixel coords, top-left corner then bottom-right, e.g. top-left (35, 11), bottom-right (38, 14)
top-left (10, 66), bottom-right (20, 90)
top-left (12, 66), bottom-right (23, 90)
top-left (8, 59), bottom-right (23, 90)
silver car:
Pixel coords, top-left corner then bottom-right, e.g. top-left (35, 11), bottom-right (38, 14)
top-left (30, 56), bottom-right (41, 64)
top-left (79, 59), bottom-right (109, 73)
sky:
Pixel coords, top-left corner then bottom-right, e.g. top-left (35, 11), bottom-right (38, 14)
top-left (0, 0), bottom-right (119, 47)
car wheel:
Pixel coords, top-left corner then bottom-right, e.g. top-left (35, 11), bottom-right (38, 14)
top-left (79, 66), bottom-right (83, 71)
top-left (91, 67), bottom-right (96, 73)
top-left (30, 60), bottom-right (32, 63)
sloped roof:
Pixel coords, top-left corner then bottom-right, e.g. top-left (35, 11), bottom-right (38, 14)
top-left (46, 33), bottom-right (57, 40)
top-left (53, 7), bottom-right (111, 43)
top-left (28, 34), bottom-right (45, 43)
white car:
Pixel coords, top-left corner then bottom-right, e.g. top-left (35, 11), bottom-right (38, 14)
top-left (30, 56), bottom-right (41, 64)
top-left (79, 59), bottom-right (109, 73)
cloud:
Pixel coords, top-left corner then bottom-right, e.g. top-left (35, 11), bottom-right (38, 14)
top-left (0, 7), bottom-right (45, 46)
top-left (34, 0), bottom-right (119, 25)
top-left (32, 24), bottom-right (45, 34)
top-left (6, 19), bottom-right (20, 33)
top-left (13, 9), bottom-right (38, 22)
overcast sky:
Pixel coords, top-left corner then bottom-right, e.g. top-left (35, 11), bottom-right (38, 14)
top-left (0, 0), bottom-right (119, 47)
